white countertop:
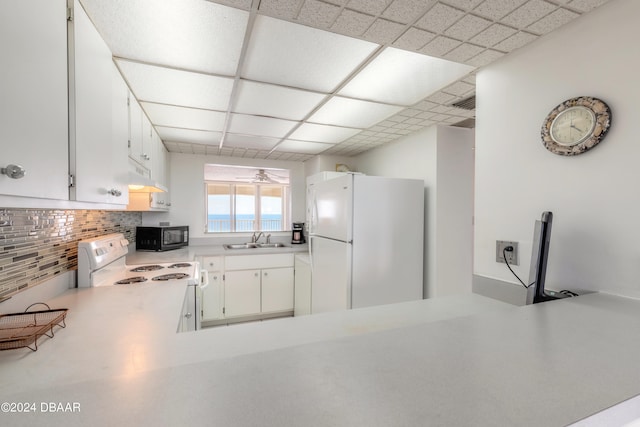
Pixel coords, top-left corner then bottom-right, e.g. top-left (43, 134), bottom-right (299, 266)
top-left (125, 242), bottom-right (308, 264)
top-left (1, 285), bottom-right (640, 426)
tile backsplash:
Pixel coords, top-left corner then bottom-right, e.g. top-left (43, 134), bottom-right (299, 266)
top-left (0, 209), bottom-right (141, 298)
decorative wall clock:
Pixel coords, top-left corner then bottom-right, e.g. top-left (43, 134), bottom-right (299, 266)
top-left (540, 96), bottom-right (611, 156)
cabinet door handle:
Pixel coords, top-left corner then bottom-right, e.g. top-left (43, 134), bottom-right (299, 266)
top-left (254, 272), bottom-right (259, 277)
top-left (263, 272), bottom-right (268, 277)
top-left (1, 164), bottom-right (26, 179)
top-left (184, 312), bottom-right (192, 319)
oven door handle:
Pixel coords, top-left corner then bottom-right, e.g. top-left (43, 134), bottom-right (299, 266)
top-left (199, 269), bottom-right (209, 290)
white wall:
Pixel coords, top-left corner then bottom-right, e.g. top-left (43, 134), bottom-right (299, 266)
top-left (474, 0), bottom-right (640, 298)
top-left (355, 125), bottom-right (474, 297)
top-left (304, 154), bottom-right (354, 176)
top-left (143, 153), bottom-right (306, 240)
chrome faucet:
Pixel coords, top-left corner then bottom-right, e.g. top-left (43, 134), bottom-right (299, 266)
top-left (251, 232), bottom-right (264, 243)
top-left (266, 234), bottom-right (271, 244)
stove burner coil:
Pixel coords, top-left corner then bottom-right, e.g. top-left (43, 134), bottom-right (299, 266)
top-left (152, 273), bottom-right (190, 281)
top-left (130, 265), bottom-right (164, 272)
top-left (168, 263), bottom-right (192, 269)
top-left (115, 276), bottom-right (148, 285)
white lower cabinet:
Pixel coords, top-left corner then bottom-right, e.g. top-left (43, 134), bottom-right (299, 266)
top-left (261, 267), bottom-right (294, 313)
top-left (225, 269), bottom-right (261, 318)
top-left (200, 257), bottom-right (224, 322)
top-left (211, 253), bottom-right (294, 323)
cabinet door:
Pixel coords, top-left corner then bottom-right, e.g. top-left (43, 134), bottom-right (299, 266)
top-left (224, 270), bottom-right (261, 318)
top-left (0, 0), bottom-right (68, 199)
top-left (202, 271), bottom-right (223, 321)
top-left (294, 257), bottom-right (312, 316)
top-left (261, 267), bottom-right (294, 313)
top-left (128, 94), bottom-right (145, 167)
top-left (70, 0), bottom-right (128, 204)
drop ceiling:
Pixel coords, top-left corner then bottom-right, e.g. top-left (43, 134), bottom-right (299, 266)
top-left (80, 0), bottom-right (612, 162)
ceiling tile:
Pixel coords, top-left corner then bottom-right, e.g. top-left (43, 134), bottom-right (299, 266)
top-left (331, 9), bottom-right (376, 36)
top-left (470, 24), bottom-right (517, 47)
top-left (275, 140), bottom-right (334, 154)
top-left (227, 114), bottom-right (298, 138)
top-left (241, 15), bottom-right (379, 92)
top-left (466, 49), bottom-right (505, 66)
top-left (117, 60), bottom-right (234, 110)
top-left (233, 81), bottom-right (326, 121)
top-left (567, 0), bottom-right (609, 12)
top-left (382, 0), bottom-right (435, 24)
top-left (339, 47), bottom-right (475, 105)
top-left (258, 0), bottom-right (304, 20)
top-left (289, 123), bottom-right (362, 143)
top-left (223, 133), bottom-right (281, 150)
top-left (527, 8), bottom-right (579, 34)
top-left (426, 91), bottom-right (456, 104)
top-left (444, 14), bottom-right (492, 40)
top-left (309, 96), bottom-right (404, 127)
top-left (440, 0), bottom-right (484, 10)
top-left (493, 31), bottom-right (538, 52)
top-left (347, 0), bottom-right (393, 16)
top-left (444, 43), bottom-right (484, 62)
top-left (472, 0), bottom-right (528, 20)
top-left (141, 102), bottom-right (226, 131)
top-left (502, 0), bottom-right (557, 29)
top-left (80, 0), bottom-right (248, 75)
top-left (297, 0), bottom-right (341, 28)
top-left (442, 81), bottom-right (475, 96)
top-left (362, 18), bottom-right (406, 44)
top-left (415, 3), bottom-right (465, 34)
top-left (156, 126), bottom-right (222, 145)
top-left (393, 27), bottom-right (436, 50)
top-left (215, 0), bottom-right (253, 10)
top-left (420, 36), bottom-right (462, 57)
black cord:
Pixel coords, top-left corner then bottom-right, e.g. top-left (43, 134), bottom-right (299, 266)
top-left (503, 247), bottom-right (534, 289)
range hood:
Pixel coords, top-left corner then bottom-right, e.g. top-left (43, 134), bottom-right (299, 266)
top-left (128, 161), bottom-right (166, 193)
top-left (128, 171), bottom-right (167, 193)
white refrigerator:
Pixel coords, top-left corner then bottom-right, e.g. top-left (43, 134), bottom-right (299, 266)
top-left (308, 173), bottom-right (424, 314)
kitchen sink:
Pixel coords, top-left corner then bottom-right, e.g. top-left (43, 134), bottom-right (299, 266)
top-left (223, 243), bottom-right (258, 249)
top-left (256, 243), bottom-right (287, 248)
top-left (223, 243), bottom-right (288, 250)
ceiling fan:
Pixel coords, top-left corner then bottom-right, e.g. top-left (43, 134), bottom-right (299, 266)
top-left (236, 169), bottom-right (287, 183)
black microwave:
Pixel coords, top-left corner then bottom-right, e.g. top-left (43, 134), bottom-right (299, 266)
top-left (136, 226), bottom-right (189, 251)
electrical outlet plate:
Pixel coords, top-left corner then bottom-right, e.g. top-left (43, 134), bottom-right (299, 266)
top-left (496, 240), bottom-right (518, 265)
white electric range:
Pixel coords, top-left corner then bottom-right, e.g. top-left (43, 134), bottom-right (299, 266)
top-left (77, 233), bottom-right (206, 331)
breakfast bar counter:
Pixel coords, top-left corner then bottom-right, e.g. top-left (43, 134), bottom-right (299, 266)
top-left (1, 288), bottom-right (640, 426)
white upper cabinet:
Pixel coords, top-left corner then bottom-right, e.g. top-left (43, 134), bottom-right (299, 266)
top-left (129, 98), bottom-right (153, 172)
top-left (0, 0), bottom-right (69, 199)
top-left (69, 0), bottom-right (128, 205)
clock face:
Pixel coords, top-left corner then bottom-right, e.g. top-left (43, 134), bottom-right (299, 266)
top-left (550, 106), bottom-right (596, 146)
top-left (540, 97), bottom-right (611, 156)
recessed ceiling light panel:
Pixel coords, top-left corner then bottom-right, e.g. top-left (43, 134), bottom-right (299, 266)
top-left (117, 60), bottom-right (234, 111)
top-left (233, 80), bottom-right (326, 121)
top-left (242, 15), bottom-right (379, 92)
top-left (339, 47), bottom-right (475, 106)
top-left (309, 97), bottom-right (404, 128)
top-left (228, 113), bottom-right (298, 138)
top-left (141, 102), bottom-right (226, 132)
top-left (289, 123), bottom-right (361, 144)
top-left (81, 0), bottom-right (248, 75)
top-left (156, 126), bottom-right (222, 146)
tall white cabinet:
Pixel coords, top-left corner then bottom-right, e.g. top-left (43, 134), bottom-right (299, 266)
top-left (69, 0), bottom-right (128, 205)
top-left (0, 0), bottom-right (69, 200)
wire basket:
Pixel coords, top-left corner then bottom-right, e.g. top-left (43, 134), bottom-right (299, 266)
top-left (0, 303), bottom-right (68, 352)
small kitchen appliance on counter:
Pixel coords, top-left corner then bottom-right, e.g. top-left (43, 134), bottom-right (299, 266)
top-left (77, 233), bottom-right (207, 331)
top-left (292, 222), bottom-right (306, 244)
top-left (136, 225), bottom-right (189, 251)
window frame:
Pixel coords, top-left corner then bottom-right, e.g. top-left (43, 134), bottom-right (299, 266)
top-left (205, 180), bottom-right (291, 234)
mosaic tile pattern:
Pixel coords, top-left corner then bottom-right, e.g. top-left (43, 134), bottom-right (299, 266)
top-left (0, 209), bottom-right (141, 298)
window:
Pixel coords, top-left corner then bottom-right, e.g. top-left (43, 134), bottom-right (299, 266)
top-left (205, 165), bottom-right (290, 233)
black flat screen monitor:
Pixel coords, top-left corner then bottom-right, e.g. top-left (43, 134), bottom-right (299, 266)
top-left (526, 211), bottom-right (558, 304)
